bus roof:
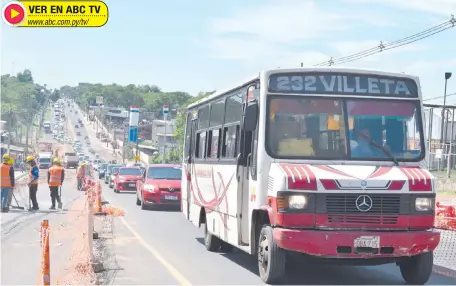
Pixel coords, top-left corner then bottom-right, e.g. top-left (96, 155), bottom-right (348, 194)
top-left (187, 67), bottom-right (420, 109)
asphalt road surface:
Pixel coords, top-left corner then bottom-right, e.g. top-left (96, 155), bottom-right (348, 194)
top-left (0, 163), bottom-right (84, 285)
top-left (70, 106), bottom-right (456, 285)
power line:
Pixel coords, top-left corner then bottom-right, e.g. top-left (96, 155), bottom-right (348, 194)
top-left (313, 15), bottom-right (455, 67)
top-left (424, 92), bottom-right (456, 102)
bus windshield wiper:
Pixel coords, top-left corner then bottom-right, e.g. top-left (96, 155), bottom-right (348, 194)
top-left (359, 133), bottom-right (399, 166)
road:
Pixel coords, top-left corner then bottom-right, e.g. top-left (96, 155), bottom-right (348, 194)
top-left (70, 106), bottom-right (456, 285)
top-left (0, 121), bottom-right (88, 285)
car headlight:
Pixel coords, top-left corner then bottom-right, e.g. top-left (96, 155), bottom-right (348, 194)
top-left (415, 198), bottom-right (433, 211)
top-left (288, 195), bottom-right (308, 209)
top-left (277, 194), bottom-right (308, 210)
top-left (144, 185), bottom-right (156, 192)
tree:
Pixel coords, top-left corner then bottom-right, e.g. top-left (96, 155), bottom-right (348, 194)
top-left (49, 89), bottom-right (61, 102)
top-left (17, 69), bottom-right (33, 83)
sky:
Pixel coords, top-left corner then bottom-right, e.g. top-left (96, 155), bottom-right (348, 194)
top-left (1, 0), bottom-right (456, 103)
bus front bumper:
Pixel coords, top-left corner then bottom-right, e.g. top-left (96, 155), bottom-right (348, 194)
top-left (274, 228), bottom-right (440, 258)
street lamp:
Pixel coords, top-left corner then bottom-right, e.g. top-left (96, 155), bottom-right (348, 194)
top-left (441, 72), bottom-right (453, 144)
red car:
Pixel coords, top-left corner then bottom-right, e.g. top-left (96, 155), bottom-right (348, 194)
top-left (113, 167), bottom-right (143, 193)
top-left (136, 164), bottom-right (182, 210)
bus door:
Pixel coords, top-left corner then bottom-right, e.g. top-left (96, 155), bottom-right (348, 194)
top-left (237, 86), bottom-right (258, 245)
top-left (184, 113), bottom-right (198, 220)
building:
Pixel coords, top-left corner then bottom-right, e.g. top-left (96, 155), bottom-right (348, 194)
top-left (139, 119), bottom-right (177, 147)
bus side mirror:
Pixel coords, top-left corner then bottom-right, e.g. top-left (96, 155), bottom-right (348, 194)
top-left (243, 101), bottom-right (258, 132)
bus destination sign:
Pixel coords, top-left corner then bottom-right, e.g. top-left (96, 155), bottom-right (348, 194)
top-left (268, 73), bottom-right (418, 97)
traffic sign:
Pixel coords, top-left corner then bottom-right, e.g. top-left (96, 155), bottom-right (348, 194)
top-left (2, 1), bottom-right (26, 26)
top-left (128, 126), bottom-right (138, 143)
top-left (134, 155), bottom-right (140, 161)
top-left (163, 104), bottom-right (169, 115)
top-left (96, 96), bottom-right (103, 105)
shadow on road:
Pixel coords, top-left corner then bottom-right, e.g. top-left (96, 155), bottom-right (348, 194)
top-left (144, 205), bottom-right (180, 212)
top-left (194, 237), bottom-right (455, 285)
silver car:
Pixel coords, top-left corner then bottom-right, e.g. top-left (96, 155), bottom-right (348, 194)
top-left (105, 164), bottom-right (122, 184)
top-left (109, 167), bottom-right (121, 188)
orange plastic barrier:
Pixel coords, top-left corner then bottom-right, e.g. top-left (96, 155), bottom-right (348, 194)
top-left (434, 202), bottom-right (456, 230)
top-left (40, 220), bottom-right (50, 285)
top-left (102, 205), bottom-right (125, 216)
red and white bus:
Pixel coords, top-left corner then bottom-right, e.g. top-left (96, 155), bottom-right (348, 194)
top-left (181, 67), bottom-right (438, 284)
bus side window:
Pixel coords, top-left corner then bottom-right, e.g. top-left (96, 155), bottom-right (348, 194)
top-left (251, 126), bottom-right (259, 180)
top-left (207, 128), bottom-right (221, 159)
top-left (196, 131), bottom-right (207, 159)
top-left (195, 132), bottom-right (201, 158)
top-left (222, 125), bottom-right (239, 158)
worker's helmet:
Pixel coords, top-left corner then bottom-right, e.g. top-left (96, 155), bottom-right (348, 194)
top-left (53, 157), bottom-right (61, 164)
top-left (82, 162), bottom-right (87, 166)
top-left (2, 153), bottom-right (10, 160)
top-left (8, 158), bottom-right (14, 165)
top-left (26, 155), bottom-right (35, 163)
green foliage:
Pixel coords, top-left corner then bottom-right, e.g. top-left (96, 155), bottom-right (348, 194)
top-left (148, 148), bottom-right (181, 164)
top-left (63, 84), bottom-right (192, 120)
top-left (1, 71), bottom-right (48, 127)
top-left (49, 89), bottom-right (61, 102)
top-left (2, 69), bottom-right (220, 158)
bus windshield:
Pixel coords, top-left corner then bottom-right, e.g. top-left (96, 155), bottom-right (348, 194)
top-left (267, 96), bottom-right (424, 162)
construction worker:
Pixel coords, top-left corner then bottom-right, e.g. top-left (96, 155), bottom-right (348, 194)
top-left (1, 154), bottom-right (15, 212)
top-left (76, 162), bottom-right (87, 190)
top-left (48, 158), bottom-right (64, 210)
top-left (26, 155), bottom-right (40, 211)
top-left (6, 158), bottom-right (15, 209)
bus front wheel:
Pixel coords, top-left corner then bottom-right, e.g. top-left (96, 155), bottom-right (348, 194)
top-left (258, 225), bottom-right (286, 284)
top-left (399, 252), bottom-right (433, 285)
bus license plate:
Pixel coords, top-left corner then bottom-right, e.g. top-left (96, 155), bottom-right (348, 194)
top-left (165, 195), bottom-right (177, 200)
top-left (354, 236), bottom-right (380, 248)
top-left (129, 183), bottom-right (135, 187)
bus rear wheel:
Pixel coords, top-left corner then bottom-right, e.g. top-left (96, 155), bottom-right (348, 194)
top-left (204, 222), bottom-right (221, 252)
top-left (258, 225), bottom-right (286, 284)
top-left (399, 252), bottom-right (433, 285)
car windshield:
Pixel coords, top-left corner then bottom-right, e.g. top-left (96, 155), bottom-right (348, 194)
top-left (267, 97), bottom-right (423, 162)
top-left (147, 167), bottom-right (182, 180)
top-left (108, 165), bottom-right (122, 173)
top-left (112, 167), bottom-right (120, 174)
top-left (100, 163), bottom-right (108, 170)
top-left (119, 168), bottom-right (142, 176)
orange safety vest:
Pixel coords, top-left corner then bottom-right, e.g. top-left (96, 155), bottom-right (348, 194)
top-left (0, 163), bottom-right (12, 187)
top-left (29, 165), bottom-right (38, 185)
top-left (48, 166), bottom-right (63, 187)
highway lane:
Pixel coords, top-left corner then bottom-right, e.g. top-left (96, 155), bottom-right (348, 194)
top-left (71, 107), bottom-right (456, 285)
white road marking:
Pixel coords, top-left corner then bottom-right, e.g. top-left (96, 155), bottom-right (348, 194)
top-left (120, 216), bottom-right (192, 286)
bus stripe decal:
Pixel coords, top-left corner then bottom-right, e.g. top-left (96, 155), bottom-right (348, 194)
top-left (186, 165), bottom-right (234, 229)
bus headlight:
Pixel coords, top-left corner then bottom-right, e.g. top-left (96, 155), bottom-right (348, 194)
top-left (415, 198), bottom-right (432, 211)
top-left (288, 195), bottom-right (307, 209)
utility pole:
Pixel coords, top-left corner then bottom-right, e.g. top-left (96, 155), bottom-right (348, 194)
top-left (122, 122), bottom-right (127, 164)
top-left (7, 106), bottom-right (12, 153)
top-left (441, 72), bottom-right (453, 144)
top-left (135, 124), bottom-right (140, 163)
top-left (162, 104), bottom-right (169, 163)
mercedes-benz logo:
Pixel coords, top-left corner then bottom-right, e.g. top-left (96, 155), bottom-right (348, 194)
top-left (169, 188), bottom-right (174, 192)
top-left (355, 195), bottom-right (373, 212)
